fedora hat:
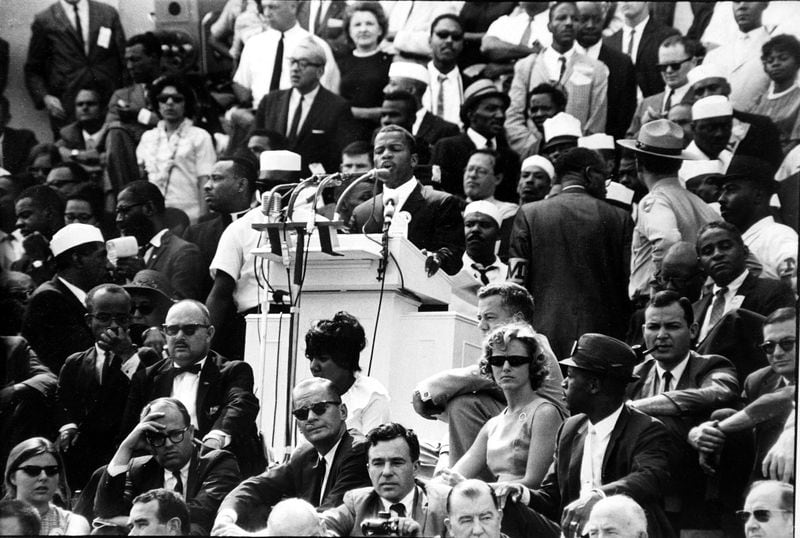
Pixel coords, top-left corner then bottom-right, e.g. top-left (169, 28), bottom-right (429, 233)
top-left (560, 333), bottom-right (639, 381)
top-left (617, 119), bottom-right (696, 160)
top-left (709, 155), bottom-right (778, 192)
top-left (461, 79), bottom-right (510, 114)
top-left (123, 269), bottom-right (176, 305)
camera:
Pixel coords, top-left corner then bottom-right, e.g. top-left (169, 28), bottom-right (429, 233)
top-left (361, 511), bottom-right (401, 536)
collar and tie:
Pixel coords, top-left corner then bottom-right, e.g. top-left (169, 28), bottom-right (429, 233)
top-left (557, 55), bottom-right (567, 83)
top-left (436, 74), bottom-right (448, 116)
top-left (72, 3), bottom-right (86, 55)
top-left (101, 352), bottom-right (120, 384)
top-left (471, 263), bottom-right (497, 285)
top-left (707, 287), bottom-right (728, 329)
top-left (660, 370), bottom-right (673, 393)
top-left (173, 362), bottom-right (202, 376)
top-left (390, 503), bottom-right (407, 518)
top-left (519, 15), bottom-right (534, 46)
top-left (312, 455), bottom-right (327, 504)
top-left (172, 470), bottom-right (184, 495)
top-left (626, 28), bottom-right (636, 58)
top-left (663, 88), bottom-right (674, 114)
top-left (270, 32), bottom-right (285, 91)
top-left (289, 95), bottom-right (304, 142)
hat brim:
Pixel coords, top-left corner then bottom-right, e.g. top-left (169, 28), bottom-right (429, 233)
top-left (123, 285), bottom-right (174, 304)
top-left (462, 92), bottom-right (510, 113)
top-left (542, 136), bottom-right (579, 151)
top-left (617, 139), bottom-right (695, 160)
top-left (559, 357), bottom-right (640, 381)
top-left (710, 173), bottom-right (778, 191)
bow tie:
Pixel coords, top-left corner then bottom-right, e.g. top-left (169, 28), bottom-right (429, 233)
top-left (173, 363), bottom-right (201, 375)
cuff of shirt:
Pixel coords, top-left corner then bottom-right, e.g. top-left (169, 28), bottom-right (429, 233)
top-left (107, 464), bottom-right (128, 477)
top-left (59, 423), bottom-right (78, 433)
top-left (203, 429), bottom-right (232, 448)
top-left (217, 508), bottom-right (238, 524)
top-left (519, 485), bottom-right (531, 506)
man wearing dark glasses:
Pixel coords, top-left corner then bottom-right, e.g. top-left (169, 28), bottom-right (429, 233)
top-left (120, 300), bottom-right (263, 477)
top-left (96, 397), bottom-right (240, 535)
top-left (213, 377), bottom-right (369, 535)
top-left (739, 481), bottom-right (794, 538)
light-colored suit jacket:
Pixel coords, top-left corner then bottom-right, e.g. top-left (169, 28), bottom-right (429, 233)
top-left (506, 49), bottom-right (608, 157)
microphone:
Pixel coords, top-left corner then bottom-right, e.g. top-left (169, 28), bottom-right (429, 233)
top-left (333, 169), bottom-right (389, 219)
top-left (382, 196), bottom-right (396, 233)
top-left (261, 191), bottom-right (283, 222)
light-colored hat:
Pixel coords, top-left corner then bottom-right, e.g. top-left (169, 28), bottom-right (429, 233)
top-left (0, 167), bottom-right (10, 177)
top-left (464, 200), bottom-right (502, 227)
top-left (617, 119), bottom-right (695, 160)
top-left (681, 159), bottom-right (724, 181)
top-left (543, 112), bottom-right (582, 145)
top-left (692, 95), bottom-right (733, 121)
top-left (462, 79), bottom-right (510, 112)
top-left (578, 133), bottom-right (615, 151)
top-left (687, 64), bottom-right (728, 87)
top-left (388, 61), bottom-right (429, 85)
top-left (50, 223), bottom-right (104, 257)
top-left (521, 155), bottom-right (555, 179)
top-left (259, 150), bottom-right (302, 174)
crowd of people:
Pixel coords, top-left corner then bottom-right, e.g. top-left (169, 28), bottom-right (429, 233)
top-left (0, 0), bottom-right (797, 536)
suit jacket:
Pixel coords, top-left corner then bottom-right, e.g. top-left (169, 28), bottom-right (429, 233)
top-left (742, 366), bottom-right (794, 474)
top-left (322, 481), bottom-right (450, 537)
top-left (598, 43), bottom-right (638, 140)
top-left (732, 109), bottom-right (784, 171)
top-left (509, 190), bottom-right (633, 360)
top-left (22, 276), bottom-right (94, 375)
top-left (627, 91), bottom-right (665, 138)
top-left (696, 308), bottom-right (769, 386)
top-left (24, 0), bottom-right (125, 119)
top-left (296, 0), bottom-right (349, 58)
top-left (431, 133), bottom-right (520, 203)
top-left (528, 406), bottom-right (676, 538)
top-left (604, 18), bottom-right (680, 98)
top-left (56, 121), bottom-right (90, 150)
top-left (144, 230), bottom-right (204, 301)
top-left (95, 446), bottom-right (241, 535)
top-left (254, 86), bottom-right (357, 174)
top-left (183, 215), bottom-right (228, 298)
top-left (507, 50), bottom-right (609, 140)
top-left (120, 353), bottom-right (263, 476)
top-left (347, 182), bottom-right (465, 276)
top-left (415, 111), bottom-right (460, 154)
top-left (219, 429), bottom-right (370, 529)
top-left (0, 127), bottom-right (38, 175)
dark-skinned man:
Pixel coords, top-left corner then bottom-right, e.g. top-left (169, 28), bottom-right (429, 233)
top-left (12, 185), bottom-right (65, 285)
top-left (348, 125), bottom-right (465, 276)
top-left (681, 95), bottom-right (734, 181)
top-left (459, 201), bottom-right (507, 285)
top-left (422, 14), bottom-right (468, 126)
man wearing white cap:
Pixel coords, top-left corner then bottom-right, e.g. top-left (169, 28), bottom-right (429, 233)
top-left (680, 95), bottom-right (735, 182)
top-left (22, 223), bottom-right (109, 373)
top-left (540, 112), bottom-right (582, 165)
top-left (460, 201), bottom-right (507, 286)
top-left (578, 132), bottom-right (616, 176)
top-left (518, 155), bottom-right (554, 205)
top-left (509, 146), bottom-right (633, 360)
top-left (681, 160), bottom-right (724, 208)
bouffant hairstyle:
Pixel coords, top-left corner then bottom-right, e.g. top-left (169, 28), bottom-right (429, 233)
top-left (480, 323), bottom-right (549, 390)
top-left (305, 311), bottom-right (367, 372)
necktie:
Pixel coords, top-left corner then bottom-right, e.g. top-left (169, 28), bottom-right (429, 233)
top-left (312, 456), bottom-right (327, 503)
top-left (270, 32), bottom-right (285, 91)
top-left (173, 362), bottom-right (202, 376)
top-left (101, 353), bottom-right (119, 384)
top-left (313, 1), bottom-right (324, 34)
top-left (519, 15), bottom-right (534, 46)
top-left (557, 56), bottom-right (567, 83)
top-left (390, 503), bottom-right (407, 518)
top-left (626, 28), bottom-right (636, 59)
top-left (485, 138), bottom-right (494, 149)
top-left (471, 263), bottom-right (494, 285)
top-left (172, 471), bottom-right (184, 495)
top-left (661, 371), bottom-right (673, 393)
top-left (663, 88), bottom-right (674, 115)
top-left (436, 74), bottom-right (447, 117)
top-left (72, 3), bottom-right (86, 55)
top-left (707, 287), bottom-right (728, 329)
top-left (288, 95), bottom-right (304, 141)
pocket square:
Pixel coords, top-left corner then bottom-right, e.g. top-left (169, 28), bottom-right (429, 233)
top-left (312, 129), bottom-right (326, 134)
top-left (208, 405), bottom-right (220, 415)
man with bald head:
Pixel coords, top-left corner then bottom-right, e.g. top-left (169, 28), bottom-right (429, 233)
top-left (212, 377), bottom-right (370, 534)
top-left (265, 498), bottom-right (323, 536)
top-left (121, 300), bottom-right (263, 476)
top-left (445, 479), bottom-right (504, 538)
top-left (254, 36), bottom-right (356, 173)
top-left (586, 495), bottom-right (648, 538)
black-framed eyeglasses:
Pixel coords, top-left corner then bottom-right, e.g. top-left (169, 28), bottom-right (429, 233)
top-left (87, 313), bottom-right (132, 324)
top-left (146, 426), bottom-right (189, 447)
top-left (131, 302), bottom-right (156, 316)
top-left (288, 58), bottom-right (322, 69)
top-left (487, 355), bottom-right (531, 368)
top-left (735, 509), bottom-right (792, 523)
top-left (292, 400), bottom-right (340, 421)
top-left (434, 30), bottom-right (464, 41)
top-left (18, 465), bottom-right (60, 477)
top-left (759, 337), bottom-right (797, 355)
top-left (162, 324), bottom-right (210, 336)
top-left (115, 202), bottom-right (147, 215)
top-left (156, 94), bottom-right (185, 104)
top-left (657, 57), bottom-right (692, 72)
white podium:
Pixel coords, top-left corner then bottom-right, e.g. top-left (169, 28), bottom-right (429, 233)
top-left (243, 229), bottom-right (482, 452)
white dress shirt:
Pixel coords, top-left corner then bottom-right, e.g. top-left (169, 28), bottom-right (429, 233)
top-left (380, 485), bottom-right (417, 517)
top-left (382, 176), bottom-right (418, 213)
top-left (316, 436), bottom-right (342, 504)
top-left (579, 404), bottom-right (624, 496)
top-left (411, 107), bottom-right (426, 137)
top-left (286, 84), bottom-right (321, 137)
top-left (662, 82), bottom-right (690, 113)
top-left (485, 8), bottom-right (552, 49)
top-left (621, 16), bottom-right (650, 63)
top-left (466, 128), bottom-right (496, 150)
top-left (422, 63), bottom-right (463, 126)
top-left (577, 41), bottom-right (603, 60)
top-left (699, 269), bottom-right (749, 341)
top-left (163, 460), bottom-right (190, 499)
top-left (308, 0), bottom-right (331, 35)
top-left (460, 252), bottom-right (508, 285)
top-left (172, 358), bottom-right (206, 429)
top-left (59, 0), bottom-right (89, 55)
top-left (742, 216), bottom-right (798, 286)
top-left (143, 228), bottom-right (169, 263)
top-left (653, 354), bottom-right (690, 393)
top-left (542, 44), bottom-right (577, 82)
top-left (341, 373), bottom-right (391, 434)
top-left (58, 276), bottom-right (87, 306)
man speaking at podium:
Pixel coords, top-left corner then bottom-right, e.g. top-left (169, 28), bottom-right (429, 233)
top-left (347, 125), bottom-right (465, 276)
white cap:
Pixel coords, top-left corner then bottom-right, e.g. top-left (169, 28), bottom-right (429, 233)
top-left (687, 64), bottom-right (728, 87)
top-left (543, 112), bottom-right (582, 144)
top-left (692, 95), bottom-right (733, 120)
top-left (260, 150), bottom-right (302, 173)
top-left (578, 133), bottom-right (615, 151)
top-left (0, 167), bottom-right (10, 177)
top-left (681, 159), bottom-right (724, 181)
top-left (521, 155), bottom-right (555, 179)
top-left (388, 61), bottom-right (429, 85)
top-left (464, 200), bottom-right (502, 227)
top-left (50, 223), bottom-right (104, 257)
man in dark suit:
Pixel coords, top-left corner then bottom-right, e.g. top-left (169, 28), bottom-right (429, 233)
top-left (509, 147), bottom-right (633, 360)
top-left (254, 36), bottom-right (356, 174)
top-left (120, 300), bottom-right (263, 477)
top-left (22, 223), bottom-right (109, 374)
top-left (0, 97), bottom-right (37, 175)
top-left (115, 181), bottom-right (204, 301)
top-left (693, 222), bottom-right (795, 345)
top-left (297, 0), bottom-right (349, 58)
top-left (321, 423), bottom-right (450, 537)
top-left (96, 397), bottom-right (241, 535)
top-left (56, 284), bottom-right (144, 491)
top-left (575, 1), bottom-right (638, 141)
top-left (348, 125), bottom-right (464, 276)
top-left (24, 0), bottom-right (126, 134)
top-left (502, 333), bottom-right (676, 538)
top-left (432, 79), bottom-right (519, 203)
top-left (55, 85), bottom-right (107, 181)
top-left (12, 185), bottom-right (65, 285)
top-left (212, 378), bottom-right (370, 534)
top-left (604, 2), bottom-right (679, 98)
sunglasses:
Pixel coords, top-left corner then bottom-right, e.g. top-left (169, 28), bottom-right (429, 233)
top-left (157, 94), bottom-right (185, 104)
top-left (735, 509), bottom-right (792, 523)
top-left (657, 57), bottom-right (692, 72)
top-left (18, 465), bottom-right (60, 477)
top-left (487, 355), bottom-right (531, 368)
top-left (162, 324), bottom-right (210, 336)
top-left (292, 400), bottom-right (340, 421)
top-left (88, 313), bottom-right (131, 324)
top-left (131, 302), bottom-right (156, 316)
top-left (146, 426), bottom-right (189, 447)
top-left (759, 337), bottom-right (797, 355)
top-left (434, 30), bottom-right (463, 41)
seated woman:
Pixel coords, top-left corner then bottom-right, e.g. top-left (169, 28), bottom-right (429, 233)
top-left (305, 311), bottom-right (390, 434)
top-left (752, 34), bottom-right (800, 155)
top-left (444, 323), bottom-right (565, 489)
top-left (3, 437), bottom-right (89, 535)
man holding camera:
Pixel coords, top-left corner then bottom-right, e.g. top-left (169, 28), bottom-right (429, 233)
top-left (321, 423), bottom-right (449, 536)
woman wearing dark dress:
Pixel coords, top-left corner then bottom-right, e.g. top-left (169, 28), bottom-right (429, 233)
top-left (337, 2), bottom-right (393, 140)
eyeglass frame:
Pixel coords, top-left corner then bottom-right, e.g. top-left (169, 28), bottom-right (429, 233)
top-left (288, 58), bottom-right (323, 70)
top-left (292, 400), bottom-right (341, 421)
top-left (162, 324), bottom-right (211, 336)
top-left (759, 337), bottom-right (797, 355)
top-left (735, 509), bottom-right (792, 523)
top-left (657, 57), bottom-right (693, 72)
top-left (145, 426), bottom-right (190, 447)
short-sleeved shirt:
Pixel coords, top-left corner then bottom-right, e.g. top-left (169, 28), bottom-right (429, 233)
top-left (485, 9), bottom-right (552, 49)
top-left (342, 373), bottom-right (391, 434)
top-left (743, 216), bottom-right (798, 288)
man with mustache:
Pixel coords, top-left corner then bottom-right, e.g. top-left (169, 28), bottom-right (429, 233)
top-left (459, 201), bottom-right (507, 286)
top-left (422, 14), bottom-right (467, 127)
